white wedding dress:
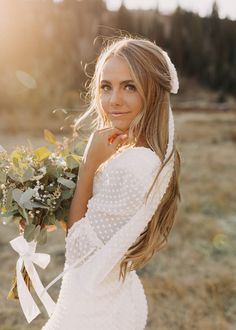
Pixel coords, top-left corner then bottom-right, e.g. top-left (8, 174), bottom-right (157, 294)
top-left (41, 146), bottom-right (164, 330)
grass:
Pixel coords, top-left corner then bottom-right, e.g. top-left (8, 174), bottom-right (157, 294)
top-left (0, 110), bottom-right (235, 329)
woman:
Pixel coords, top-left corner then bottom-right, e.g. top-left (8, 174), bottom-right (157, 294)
top-left (41, 36), bottom-right (181, 330)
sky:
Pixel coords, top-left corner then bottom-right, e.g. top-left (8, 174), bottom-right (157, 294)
top-left (105, 0), bottom-right (236, 20)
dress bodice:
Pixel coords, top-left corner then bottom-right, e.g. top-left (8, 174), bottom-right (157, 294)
top-left (65, 147), bottom-right (160, 269)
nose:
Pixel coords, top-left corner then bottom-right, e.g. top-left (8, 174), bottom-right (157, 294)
top-left (110, 89), bottom-right (123, 106)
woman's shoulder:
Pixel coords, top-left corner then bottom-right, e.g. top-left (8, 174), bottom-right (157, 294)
top-left (94, 147), bottom-right (162, 192)
top-left (107, 146), bottom-right (161, 177)
top-left (116, 146), bottom-right (160, 163)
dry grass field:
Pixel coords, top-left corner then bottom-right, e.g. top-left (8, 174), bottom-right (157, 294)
top-left (0, 110), bottom-right (235, 330)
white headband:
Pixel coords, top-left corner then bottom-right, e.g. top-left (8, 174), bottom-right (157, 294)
top-left (160, 50), bottom-right (179, 163)
top-left (161, 50), bottom-right (179, 94)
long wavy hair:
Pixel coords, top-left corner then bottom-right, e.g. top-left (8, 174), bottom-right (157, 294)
top-left (74, 36), bottom-right (181, 282)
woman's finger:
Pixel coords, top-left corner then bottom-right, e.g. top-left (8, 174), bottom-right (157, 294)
top-left (112, 133), bottom-right (128, 149)
top-left (104, 128), bottom-right (129, 144)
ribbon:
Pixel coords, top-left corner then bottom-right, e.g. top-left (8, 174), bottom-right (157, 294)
top-left (9, 235), bottom-right (56, 323)
top-left (41, 246), bottom-right (97, 295)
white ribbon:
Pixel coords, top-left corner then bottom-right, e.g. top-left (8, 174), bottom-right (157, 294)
top-left (9, 235), bottom-right (56, 323)
top-left (41, 246), bottom-right (97, 295)
top-left (164, 105), bottom-right (175, 162)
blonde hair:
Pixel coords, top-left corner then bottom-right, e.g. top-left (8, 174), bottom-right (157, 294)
top-left (74, 35), bottom-right (181, 282)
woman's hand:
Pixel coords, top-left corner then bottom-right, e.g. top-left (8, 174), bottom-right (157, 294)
top-left (19, 218), bottom-right (26, 234)
top-left (81, 127), bottom-right (128, 173)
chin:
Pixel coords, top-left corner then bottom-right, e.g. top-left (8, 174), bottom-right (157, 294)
top-left (111, 121), bottom-right (129, 132)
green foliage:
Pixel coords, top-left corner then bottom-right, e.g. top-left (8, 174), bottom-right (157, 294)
top-left (0, 134), bottom-right (81, 244)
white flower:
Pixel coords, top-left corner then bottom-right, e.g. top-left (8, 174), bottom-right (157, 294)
top-left (55, 157), bottom-right (66, 167)
top-left (49, 153), bottom-right (56, 160)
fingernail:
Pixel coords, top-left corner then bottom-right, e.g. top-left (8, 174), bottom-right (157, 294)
top-left (121, 134), bottom-right (127, 139)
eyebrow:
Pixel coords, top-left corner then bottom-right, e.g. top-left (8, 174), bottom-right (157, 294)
top-left (100, 79), bottom-right (135, 85)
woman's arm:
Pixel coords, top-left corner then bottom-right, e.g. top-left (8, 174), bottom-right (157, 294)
top-left (66, 128), bottom-right (128, 234)
top-left (66, 163), bottom-right (97, 234)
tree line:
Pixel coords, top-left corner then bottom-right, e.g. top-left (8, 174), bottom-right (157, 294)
top-left (0, 0), bottom-right (235, 114)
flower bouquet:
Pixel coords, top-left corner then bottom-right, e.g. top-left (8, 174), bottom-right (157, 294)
top-left (0, 129), bottom-right (84, 322)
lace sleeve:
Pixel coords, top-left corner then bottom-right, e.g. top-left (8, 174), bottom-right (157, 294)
top-left (85, 164), bottom-right (155, 243)
top-left (44, 149), bottom-right (174, 297)
top-left (77, 151), bottom-right (175, 293)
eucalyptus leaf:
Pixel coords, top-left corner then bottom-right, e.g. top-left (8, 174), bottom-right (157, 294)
top-left (12, 157), bottom-right (19, 168)
top-left (71, 153), bottom-right (81, 163)
top-left (55, 208), bottom-right (65, 221)
top-left (22, 167), bottom-right (35, 182)
top-left (22, 201), bottom-right (34, 210)
top-left (24, 223), bottom-right (36, 242)
top-left (65, 172), bottom-right (76, 179)
top-left (46, 165), bottom-right (61, 178)
top-left (37, 227), bottom-right (47, 245)
top-left (21, 208), bottom-right (29, 223)
top-left (34, 225), bottom-right (41, 240)
top-left (31, 202), bottom-right (49, 209)
top-left (61, 189), bottom-right (73, 200)
top-left (5, 188), bottom-right (13, 209)
top-left (18, 207), bottom-right (26, 219)
top-left (8, 170), bottom-right (21, 182)
top-left (61, 148), bottom-right (69, 158)
top-left (10, 150), bottom-right (21, 161)
top-left (45, 213), bottom-right (56, 225)
top-left (34, 147), bottom-right (50, 162)
top-left (19, 188), bottom-right (34, 206)
top-left (74, 142), bottom-right (86, 155)
top-left (44, 129), bottom-right (57, 144)
top-left (58, 177), bottom-right (76, 189)
top-left (66, 155), bottom-right (79, 170)
top-left (12, 188), bottom-right (23, 204)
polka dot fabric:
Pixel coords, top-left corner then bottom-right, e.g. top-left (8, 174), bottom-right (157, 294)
top-left (41, 147), bottom-right (161, 330)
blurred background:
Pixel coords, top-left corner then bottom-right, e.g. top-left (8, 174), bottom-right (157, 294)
top-left (0, 0), bottom-right (236, 329)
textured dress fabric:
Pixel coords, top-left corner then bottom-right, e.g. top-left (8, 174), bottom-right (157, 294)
top-left (41, 146), bottom-right (162, 330)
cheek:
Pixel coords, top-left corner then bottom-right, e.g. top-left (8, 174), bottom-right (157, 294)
top-left (99, 95), bottom-right (109, 112)
top-left (130, 95), bottom-right (143, 113)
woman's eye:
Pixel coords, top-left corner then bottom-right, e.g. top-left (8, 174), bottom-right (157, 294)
top-left (100, 85), bottom-right (111, 92)
top-left (125, 84), bottom-right (136, 91)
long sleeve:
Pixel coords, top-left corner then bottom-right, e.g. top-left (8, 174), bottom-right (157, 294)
top-left (67, 148), bottom-right (174, 290)
top-left (80, 154), bottom-right (174, 293)
top-left (65, 148), bottom-right (159, 258)
top-left (85, 164), bottom-right (157, 243)
top-left (63, 147), bottom-right (175, 294)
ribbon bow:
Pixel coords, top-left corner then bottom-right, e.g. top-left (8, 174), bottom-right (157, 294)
top-left (9, 235), bottom-right (56, 323)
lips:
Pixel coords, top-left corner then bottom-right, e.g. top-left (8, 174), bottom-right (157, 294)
top-left (110, 112), bottom-right (130, 117)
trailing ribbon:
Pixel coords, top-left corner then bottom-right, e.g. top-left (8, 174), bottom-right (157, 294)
top-left (9, 235), bottom-right (56, 323)
top-left (41, 246), bottom-right (97, 295)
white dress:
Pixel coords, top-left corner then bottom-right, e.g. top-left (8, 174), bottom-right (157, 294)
top-left (41, 146), bottom-right (166, 330)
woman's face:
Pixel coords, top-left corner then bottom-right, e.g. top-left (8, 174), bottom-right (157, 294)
top-left (99, 55), bottom-right (143, 132)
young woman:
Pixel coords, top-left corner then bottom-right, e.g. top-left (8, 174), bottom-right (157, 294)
top-left (41, 36), bottom-right (181, 330)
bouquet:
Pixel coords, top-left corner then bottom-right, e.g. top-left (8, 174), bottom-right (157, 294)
top-left (0, 129), bottom-right (84, 322)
